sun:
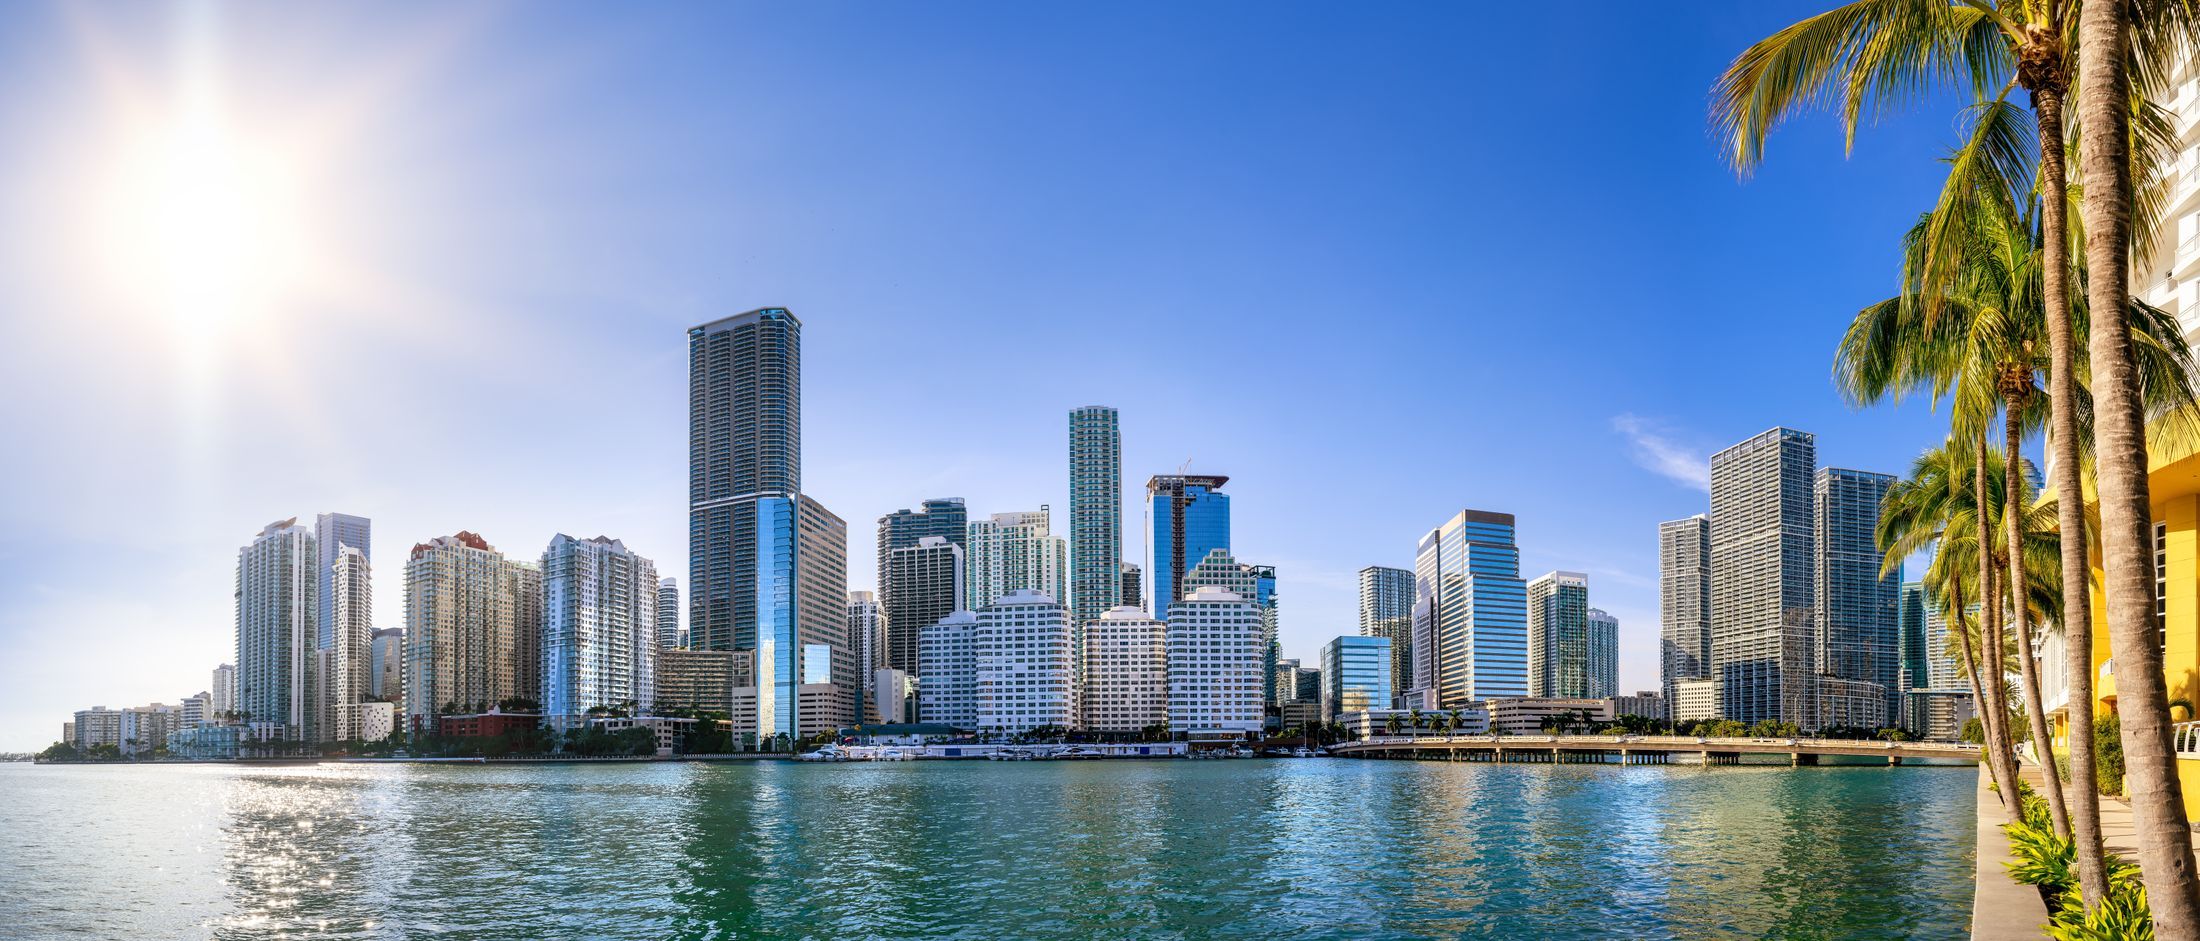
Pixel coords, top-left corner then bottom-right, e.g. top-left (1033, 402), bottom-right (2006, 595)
top-left (104, 89), bottom-right (312, 341)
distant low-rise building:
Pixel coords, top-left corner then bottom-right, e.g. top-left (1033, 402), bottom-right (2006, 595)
top-left (1673, 679), bottom-right (1720, 723)
top-left (590, 715), bottom-right (695, 756)
top-left (1339, 706), bottom-right (1489, 740)
top-left (1609, 690), bottom-right (1665, 721)
top-left (1480, 697), bottom-right (1613, 735)
top-left (436, 710), bottom-right (542, 739)
top-left (353, 701), bottom-right (396, 742)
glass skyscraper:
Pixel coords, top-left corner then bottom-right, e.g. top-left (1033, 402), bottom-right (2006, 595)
top-left (1321, 635), bottom-right (1393, 720)
top-left (1816, 467), bottom-right (1901, 725)
top-left (1358, 565), bottom-right (1414, 706)
top-left (1587, 608), bottom-right (1619, 699)
top-left (1069, 406), bottom-right (1122, 628)
top-left (1527, 571), bottom-right (1590, 698)
top-left (1146, 474), bottom-right (1230, 618)
top-left (314, 513), bottom-right (370, 650)
top-left (1709, 427), bottom-right (1816, 726)
top-left (689, 308), bottom-right (800, 654)
top-left (1412, 509), bottom-right (1528, 707)
top-left (687, 307), bottom-right (848, 745)
top-left (1658, 515), bottom-right (1711, 715)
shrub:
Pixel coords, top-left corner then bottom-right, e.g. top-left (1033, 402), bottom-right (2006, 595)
top-left (2094, 715), bottom-right (2126, 798)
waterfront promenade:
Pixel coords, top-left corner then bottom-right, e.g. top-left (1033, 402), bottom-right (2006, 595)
top-left (1332, 734), bottom-right (1983, 766)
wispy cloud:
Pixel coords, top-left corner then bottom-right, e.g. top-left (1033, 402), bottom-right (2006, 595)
top-left (1611, 414), bottom-right (1710, 492)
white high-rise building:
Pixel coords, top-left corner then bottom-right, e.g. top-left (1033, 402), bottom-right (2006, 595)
top-left (541, 535), bottom-right (659, 732)
top-left (178, 692), bottom-right (212, 728)
top-left (404, 532), bottom-right (542, 732)
top-left (1166, 586), bottom-right (1263, 737)
top-left (1083, 606), bottom-right (1166, 733)
top-left (917, 610), bottom-right (978, 729)
top-left (966, 510), bottom-right (1069, 608)
top-left (236, 518), bottom-right (317, 739)
top-left (210, 663), bottom-right (236, 718)
top-left (314, 513), bottom-right (371, 650)
top-left (321, 545), bottom-right (373, 742)
top-left (975, 591), bottom-right (1074, 734)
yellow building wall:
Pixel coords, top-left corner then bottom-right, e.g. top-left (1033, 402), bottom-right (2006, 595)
top-left (2090, 445), bottom-right (2200, 819)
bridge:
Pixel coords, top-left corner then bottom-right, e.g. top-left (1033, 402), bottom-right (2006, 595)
top-left (1328, 734), bottom-right (1982, 766)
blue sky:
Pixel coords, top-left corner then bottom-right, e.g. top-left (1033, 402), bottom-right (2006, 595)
top-left (0, 2), bottom-right (1977, 750)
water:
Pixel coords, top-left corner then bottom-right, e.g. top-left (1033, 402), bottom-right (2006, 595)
top-left (0, 759), bottom-right (1976, 939)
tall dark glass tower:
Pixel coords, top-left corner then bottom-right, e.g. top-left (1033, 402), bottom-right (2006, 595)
top-left (1709, 427), bottom-right (1816, 726)
top-left (1069, 406), bottom-right (1122, 628)
top-left (1816, 467), bottom-right (1901, 724)
top-left (689, 308), bottom-right (800, 654)
top-left (690, 308), bottom-right (851, 745)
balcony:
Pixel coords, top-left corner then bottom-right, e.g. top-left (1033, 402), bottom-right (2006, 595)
top-left (2178, 721), bottom-right (2200, 758)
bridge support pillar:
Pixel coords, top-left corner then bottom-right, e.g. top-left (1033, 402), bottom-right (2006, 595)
top-left (1792, 752), bottom-right (1817, 767)
top-left (1889, 755), bottom-right (1902, 766)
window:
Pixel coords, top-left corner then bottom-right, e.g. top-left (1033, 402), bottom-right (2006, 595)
top-left (2159, 521), bottom-right (2171, 652)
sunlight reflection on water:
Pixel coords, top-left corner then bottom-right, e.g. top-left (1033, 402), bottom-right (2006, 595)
top-left (0, 759), bottom-right (1975, 939)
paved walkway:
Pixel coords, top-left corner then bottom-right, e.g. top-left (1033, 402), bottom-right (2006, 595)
top-left (1973, 764), bottom-right (2051, 940)
top-left (1976, 759), bottom-right (2166, 939)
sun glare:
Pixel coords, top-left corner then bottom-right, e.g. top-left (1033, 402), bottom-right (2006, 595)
top-left (108, 99), bottom-right (311, 340)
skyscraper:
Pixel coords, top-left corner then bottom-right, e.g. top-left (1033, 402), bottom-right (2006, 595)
top-left (211, 663), bottom-right (236, 718)
top-left (540, 535), bottom-right (659, 732)
top-left (885, 536), bottom-right (964, 676)
top-left (1816, 467), bottom-right (1900, 724)
top-left (1658, 515), bottom-right (1711, 715)
top-left (657, 578), bottom-right (680, 649)
top-left (787, 495), bottom-right (852, 740)
top-left (1412, 509), bottom-right (1528, 707)
top-left (877, 498), bottom-right (968, 672)
top-left (314, 513), bottom-right (370, 650)
top-left (1120, 562), bottom-right (1143, 610)
top-left (1147, 474), bottom-right (1230, 617)
top-left (1527, 571), bottom-right (1590, 698)
top-left (848, 591), bottom-right (882, 721)
top-left (402, 532), bottom-right (540, 731)
top-left (1587, 608), bottom-right (1619, 700)
top-left (687, 308), bottom-right (850, 744)
top-left (1709, 427), bottom-right (1816, 726)
top-left (965, 510), bottom-right (1069, 609)
top-left (1358, 565), bottom-right (1415, 706)
top-left (1248, 565), bottom-right (1280, 710)
top-left (688, 307), bottom-right (801, 654)
top-left (323, 545), bottom-right (372, 742)
top-left (1069, 406), bottom-right (1123, 631)
top-left (236, 519), bottom-right (316, 739)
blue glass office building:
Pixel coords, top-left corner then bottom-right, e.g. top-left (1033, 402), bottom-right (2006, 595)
top-left (1147, 475), bottom-right (1230, 618)
top-left (1321, 635), bottom-right (1393, 719)
top-left (1412, 509), bottom-right (1528, 707)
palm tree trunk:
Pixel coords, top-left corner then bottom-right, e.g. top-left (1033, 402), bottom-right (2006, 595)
top-left (1957, 575), bottom-right (2015, 816)
top-left (2033, 73), bottom-right (2109, 905)
top-left (2077, 1), bottom-right (2200, 931)
top-left (2005, 402), bottom-right (2072, 839)
top-left (1975, 439), bottom-right (2023, 813)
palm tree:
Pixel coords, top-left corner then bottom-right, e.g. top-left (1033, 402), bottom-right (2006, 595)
top-left (1878, 442), bottom-right (2023, 810)
top-left (2080, 3), bottom-right (2200, 931)
top-left (1715, 1), bottom-right (2144, 906)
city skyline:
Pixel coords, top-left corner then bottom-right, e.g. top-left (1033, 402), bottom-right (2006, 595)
top-left (0, 2), bottom-right (1973, 751)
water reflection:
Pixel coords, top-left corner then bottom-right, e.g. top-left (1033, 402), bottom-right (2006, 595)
top-left (0, 759), bottom-right (1975, 940)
